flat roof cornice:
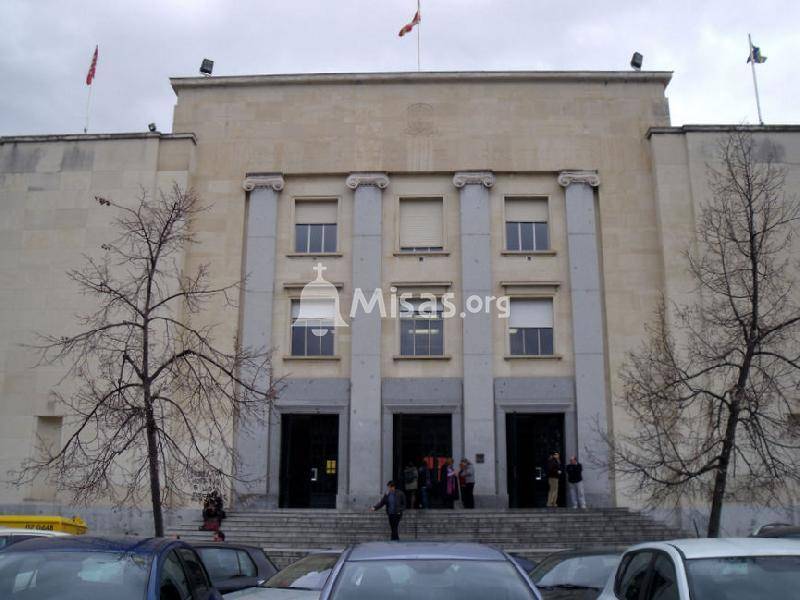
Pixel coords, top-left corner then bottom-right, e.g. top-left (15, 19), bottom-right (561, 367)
top-left (0, 132), bottom-right (197, 145)
top-left (647, 124), bottom-right (800, 138)
top-left (170, 70), bottom-right (673, 92)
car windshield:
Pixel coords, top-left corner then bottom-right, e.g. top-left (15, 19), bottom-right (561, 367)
top-left (329, 559), bottom-right (536, 600)
top-left (686, 555), bottom-right (800, 600)
top-left (0, 550), bottom-right (152, 600)
top-left (264, 553), bottom-right (339, 589)
top-left (531, 553), bottom-right (620, 589)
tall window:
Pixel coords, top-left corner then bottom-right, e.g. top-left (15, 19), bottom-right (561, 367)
top-left (505, 197), bottom-right (549, 252)
top-left (509, 298), bottom-right (554, 356)
top-left (400, 298), bottom-right (444, 356)
top-left (291, 299), bottom-right (335, 356)
top-left (399, 198), bottom-right (444, 252)
top-left (295, 200), bottom-right (337, 254)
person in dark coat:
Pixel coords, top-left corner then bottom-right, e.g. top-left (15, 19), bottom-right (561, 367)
top-left (370, 480), bottom-right (407, 541)
top-left (200, 489), bottom-right (226, 531)
top-left (418, 463), bottom-right (432, 509)
top-left (546, 452), bottom-right (562, 508)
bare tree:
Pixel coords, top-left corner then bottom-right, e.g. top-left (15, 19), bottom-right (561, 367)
top-left (14, 185), bottom-right (277, 536)
top-left (608, 131), bottom-right (800, 537)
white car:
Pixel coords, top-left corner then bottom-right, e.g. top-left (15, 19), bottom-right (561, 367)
top-left (0, 527), bottom-right (69, 550)
top-left (598, 537), bottom-right (800, 600)
top-left (224, 551), bottom-right (340, 599)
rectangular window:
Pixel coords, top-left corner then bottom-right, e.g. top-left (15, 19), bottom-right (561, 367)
top-left (505, 197), bottom-right (549, 251)
top-left (291, 299), bottom-right (335, 356)
top-left (399, 298), bottom-right (444, 356)
top-left (509, 298), bottom-right (554, 356)
top-left (294, 200), bottom-right (337, 253)
top-left (399, 198), bottom-right (444, 252)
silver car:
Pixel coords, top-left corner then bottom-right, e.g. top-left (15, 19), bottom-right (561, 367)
top-left (225, 551), bottom-right (341, 599)
top-left (318, 542), bottom-right (542, 600)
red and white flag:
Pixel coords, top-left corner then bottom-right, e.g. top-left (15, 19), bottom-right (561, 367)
top-left (85, 45), bottom-right (99, 86)
top-left (398, 5), bottom-right (421, 37)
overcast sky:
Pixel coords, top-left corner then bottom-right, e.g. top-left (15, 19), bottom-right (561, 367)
top-left (1, 0), bottom-right (796, 136)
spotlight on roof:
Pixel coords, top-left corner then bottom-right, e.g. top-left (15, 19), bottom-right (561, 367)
top-left (148, 123), bottom-right (157, 133)
top-left (630, 52), bottom-right (643, 71)
top-left (200, 58), bottom-right (214, 77)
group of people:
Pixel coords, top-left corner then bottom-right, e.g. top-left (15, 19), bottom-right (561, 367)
top-left (402, 456), bottom-right (476, 510)
top-left (546, 452), bottom-right (587, 509)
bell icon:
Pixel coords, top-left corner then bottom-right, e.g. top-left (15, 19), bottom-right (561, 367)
top-left (293, 263), bottom-right (348, 335)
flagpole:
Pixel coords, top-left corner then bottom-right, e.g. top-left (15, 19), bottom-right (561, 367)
top-left (83, 84), bottom-right (93, 134)
top-left (748, 33), bottom-right (764, 125)
top-left (416, 0), bottom-right (421, 71)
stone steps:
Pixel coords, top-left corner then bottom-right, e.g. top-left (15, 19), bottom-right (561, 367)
top-left (170, 508), bottom-right (686, 569)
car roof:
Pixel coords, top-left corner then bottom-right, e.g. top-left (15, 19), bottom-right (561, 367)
top-left (628, 538), bottom-right (800, 559)
top-left (2, 535), bottom-right (177, 554)
top-left (192, 542), bottom-right (263, 551)
top-left (347, 542), bottom-right (507, 562)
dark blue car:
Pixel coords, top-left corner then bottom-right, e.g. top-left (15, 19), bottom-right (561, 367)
top-left (0, 535), bottom-right (223, 600)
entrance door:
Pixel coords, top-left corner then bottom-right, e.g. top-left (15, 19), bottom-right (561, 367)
top-left (506, 413), bottom-right (565, 508)
top-left (279, 414), bottom-right (339, 508)
top-left (393, 414), bottom-right (452, 508)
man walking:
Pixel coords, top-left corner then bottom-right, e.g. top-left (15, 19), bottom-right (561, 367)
top-left (370, 480), bottom-right (406, 541)
top-left (566, 456), bottom-right (587, 509)
top-left (546, 452), bottom-right (562, 508)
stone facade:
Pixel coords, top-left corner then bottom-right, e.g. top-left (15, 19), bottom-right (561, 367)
top-left (2, 72), bottom-right (797, 533)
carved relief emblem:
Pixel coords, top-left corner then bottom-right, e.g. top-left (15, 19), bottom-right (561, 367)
top-left (405, 103), bottom-right (434, 136)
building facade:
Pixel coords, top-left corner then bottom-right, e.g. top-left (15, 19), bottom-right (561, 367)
top-left (2, 72), bottom-right (798, 530)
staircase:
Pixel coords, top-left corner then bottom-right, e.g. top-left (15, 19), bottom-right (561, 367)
top-left (170, 508), bottom-right (686, 568)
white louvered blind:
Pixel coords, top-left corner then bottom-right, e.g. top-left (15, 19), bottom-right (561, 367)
top-left (505, 197), bottom-right (549, 222)
top-left (291, 299), bottom-right (335, 320)
top-left (295, 200), bottom-right (338, 224)
top-left (399, 198), bottom-right (443, 247)
top-left (509, 299), bottom-right (553, 328)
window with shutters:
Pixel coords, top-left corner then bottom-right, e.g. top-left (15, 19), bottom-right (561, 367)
top-left (398, 197), bottom-right (444, 252)
top-left (294, 199), bottom-right (338, 254)
top-left (505, 197), bottom-right (550, 252)
top-left (508, 298), bottom-right (554, 356)
top-left (399, 298), bottom-right (444, 356)
top-left (291, 299), bottom-right (335, 356)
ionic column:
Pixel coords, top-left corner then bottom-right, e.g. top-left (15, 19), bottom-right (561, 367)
top-left (346, 172), bottom-right (389, 507)
top-left (454, 171), bottom-right (497, 506)
top-left (557, 170), bottom-right (612, 506)
top-left (234, 173), bottom-right (284, 508)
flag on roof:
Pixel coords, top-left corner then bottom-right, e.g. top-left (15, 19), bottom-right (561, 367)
top-left (86, 45), bottom-right (99, 85)
top-left (399, 6), bottom-right (421, 37)
top-left (747, 43), bottom-right (766, 64)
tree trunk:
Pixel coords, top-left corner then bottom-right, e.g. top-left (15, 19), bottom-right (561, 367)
top-left (145, 399), bottom-right (164, 537)
top-left (707, 400), bottom-right (740, 537)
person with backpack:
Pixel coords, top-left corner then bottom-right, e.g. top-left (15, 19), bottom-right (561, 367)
top-left (370, 480), bottom-right (407, 541)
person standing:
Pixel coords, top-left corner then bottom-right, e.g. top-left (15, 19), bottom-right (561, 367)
top-left (443, 458), bottom-right (459, 509)
top-left (403, 461), bottom-right (419, 509)
top-left (370, 481), bottom-right (406, 541)
top-left (418, 462), bottom-right (432, 509)
top-left (546, 452), bottom-right (562, 508)
top-left (458, 458), bottom-right (475, 509)
top-left (566, 455), bottom-right (587, 509)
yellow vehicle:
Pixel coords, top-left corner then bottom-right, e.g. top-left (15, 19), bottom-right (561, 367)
top-left (0, 515), bottom-right (87, 535)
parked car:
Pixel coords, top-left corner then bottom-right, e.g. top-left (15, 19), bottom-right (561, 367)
top-left (0, 527), bottom-right (70, 550)
top-left (530, 548), bottom-right (622, 599)
top-left (317, 541), bottom-right (542, 600)
top-left (510, 552), bottom-right (538, 573)
top-left (225, 551), bottom-right (341, 599)
top-left (597, 538), bottom-right (800, 600)
top-left (0, 535), bottom-right (223, 599)
top-left (751, 524), bottom-right (800, 539)
top-left (193, 542), bottom-right (278, 594)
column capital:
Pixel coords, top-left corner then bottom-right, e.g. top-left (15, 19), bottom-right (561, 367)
top-left (243, 173), bottom-right (285, 192)
top-left (453, 171), bottom-right (495, 188)
top-left (557, 170), bottom-right (600, 188)
top-left (346, 172), bottom-right (390, 190)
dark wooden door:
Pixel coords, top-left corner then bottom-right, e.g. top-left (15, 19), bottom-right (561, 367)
top-left (279, 414), bottom-right (339, 508)
top-left (506, 413), bottom-right (565, 508)
top-left (393, 414), bottom-right (452, 508)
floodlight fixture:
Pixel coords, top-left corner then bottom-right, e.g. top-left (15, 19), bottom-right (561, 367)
top-left (630, 52), bottom-right (643, 71)
top-left (200, 58), bottom-right (214, 76)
